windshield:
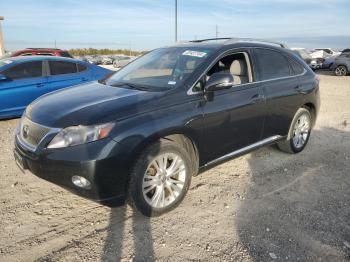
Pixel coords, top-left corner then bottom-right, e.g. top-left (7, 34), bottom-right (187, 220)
top-left (105, 47), bottom-right (213, 90)
top-left (0, 58), bottom-right (13, 68)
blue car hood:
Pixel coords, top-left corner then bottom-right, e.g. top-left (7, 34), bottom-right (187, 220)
top-left (26, 81), bottom-right (163, 127)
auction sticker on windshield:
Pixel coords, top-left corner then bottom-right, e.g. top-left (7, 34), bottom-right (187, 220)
top-left (182, 50), bottom-right (207, 58)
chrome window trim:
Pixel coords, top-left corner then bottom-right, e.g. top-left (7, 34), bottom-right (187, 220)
top-left (187, 47), bottom-right (307, 96)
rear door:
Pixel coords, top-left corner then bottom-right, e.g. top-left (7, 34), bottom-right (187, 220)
top-left (252, 48), bottom-right (303, 138)
top-left (0, 61), bottom-right (47, 117)
top-left (46, 60), bottom-right (90, 92)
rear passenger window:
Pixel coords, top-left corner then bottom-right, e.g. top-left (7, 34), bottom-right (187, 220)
top-left (3, 61), bottom-right (42, 80)
top-left (289, 58), bottom-right (305, 75)
top-left (77, 63), bottom-right (87, 72)
top-left (255, 49), bottom-right (291, 81)
top-left (49, 61), bottom-right (77, 75)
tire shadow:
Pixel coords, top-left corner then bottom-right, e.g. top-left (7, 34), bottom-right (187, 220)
top-left (235, 127), bottom-right (350, 261)
top-left (101, 206), bottom-right (155, 261)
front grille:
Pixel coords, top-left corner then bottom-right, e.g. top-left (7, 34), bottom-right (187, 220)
top-left (20, 117), bottom-right (50, 147)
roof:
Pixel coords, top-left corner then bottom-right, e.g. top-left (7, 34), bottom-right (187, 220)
top-left (172, 37), bottom-right (287, 50)
top-left (3, 55), bottom-right (80, 64)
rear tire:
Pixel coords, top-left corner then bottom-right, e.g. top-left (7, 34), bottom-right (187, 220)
top-left (128, 139), bottom-right (192, 217)
top-left (335, 65), bottom-right (348, 76)
top-left (277, 108), bottom-right (312, 154)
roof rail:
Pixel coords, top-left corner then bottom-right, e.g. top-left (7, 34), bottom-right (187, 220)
top-left (188, 37), bottom-right (287, 48)
top-left (189, 38), bottom-right (232, 43)
top-left (227, 38), bottom-right (287, 48)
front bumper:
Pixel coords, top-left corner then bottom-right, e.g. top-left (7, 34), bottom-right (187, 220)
top-left (14, 135), bottom-right (131, 206)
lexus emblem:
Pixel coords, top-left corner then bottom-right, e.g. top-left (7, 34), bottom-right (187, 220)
top-left (23, 125), bottom-right (29, 138)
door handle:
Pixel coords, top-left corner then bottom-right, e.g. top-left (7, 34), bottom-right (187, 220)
top-left (36, 83), bottom-right (44, 88)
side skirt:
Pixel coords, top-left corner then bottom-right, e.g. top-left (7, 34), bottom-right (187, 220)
top-left (199, 135), bottom-right (283, 172)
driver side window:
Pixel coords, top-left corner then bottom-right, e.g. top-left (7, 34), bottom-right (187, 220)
top-left (193, 52), bottom-right (251, 92)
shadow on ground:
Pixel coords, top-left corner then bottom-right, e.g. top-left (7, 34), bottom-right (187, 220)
top-left (235, 127), bottom-right (350, 261)
top-left (101, 206), bottom-right (154, 261)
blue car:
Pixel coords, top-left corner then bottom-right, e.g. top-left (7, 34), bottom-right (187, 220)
top-left (0, 56), bottom-right (113, 119)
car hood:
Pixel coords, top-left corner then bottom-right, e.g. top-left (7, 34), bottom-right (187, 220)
top-left (26, 81), bottom-right (164, 127)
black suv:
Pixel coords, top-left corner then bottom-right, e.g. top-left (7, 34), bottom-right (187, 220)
top-left (14, 38), bottom-right (320, 216)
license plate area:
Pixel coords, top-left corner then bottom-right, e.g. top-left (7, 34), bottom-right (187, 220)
top-left (14, 150), bottom-right (27, 173)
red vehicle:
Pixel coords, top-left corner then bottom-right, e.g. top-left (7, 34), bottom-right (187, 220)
top-left (10, 48), bottom-right (73, 58)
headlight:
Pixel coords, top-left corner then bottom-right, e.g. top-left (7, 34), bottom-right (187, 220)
top-left (47, 122), bottom-right (115, 149)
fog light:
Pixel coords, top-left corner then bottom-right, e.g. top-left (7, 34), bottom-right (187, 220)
top-left (72, 176), bottom-right (91, 189)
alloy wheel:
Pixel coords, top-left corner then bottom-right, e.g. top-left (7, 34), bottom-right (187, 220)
top-left (142, 153), bottom-right (186, 208)
top-left (292, 113), bottom-right (311, 149)
top-left (335, 66), bottom-right (347, 76)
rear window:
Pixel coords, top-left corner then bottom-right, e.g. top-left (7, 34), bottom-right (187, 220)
top-left (2, 61), bottom-right (42, 80)
top-left (255, 49), bottom-right (291, 81)
top-left (37, 53), bottom-right (54, 56)
top-left (289, 58), bottom-right (305, 75)
top-left (60, 52), bottom-right (73, 58)
top-left (77, 63), bottom-right (87, 72)
top-left (49, 61), bottom-right (77, 75)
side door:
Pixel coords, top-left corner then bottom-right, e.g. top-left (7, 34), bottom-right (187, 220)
top-left (46, 60), bottom-right (90, 92)
top-left (0, 61), bottom-right (47, 117)
top-left (252, 48), bottom-right (303, 138)
top-left (198, 50), bottom-right (266, 163)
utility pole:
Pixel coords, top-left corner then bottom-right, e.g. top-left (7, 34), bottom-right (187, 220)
top-left (215, 24), bottom-right (219, 39)
top-left (175, 0), bottom-right (178, 42)
top-left (0, 16), bottom-right (4, 56)
top-left (54, 39), bottom-right (57, 48)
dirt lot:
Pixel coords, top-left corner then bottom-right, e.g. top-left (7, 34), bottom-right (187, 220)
top-left (0, 72), bottom-right (349, 262)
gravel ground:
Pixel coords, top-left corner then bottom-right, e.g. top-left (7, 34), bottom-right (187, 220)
top-left (0, 72), bottom-right (349, 262)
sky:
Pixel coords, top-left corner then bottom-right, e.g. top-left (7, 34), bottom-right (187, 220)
top-left (0, 0), bottom-right (350, 51)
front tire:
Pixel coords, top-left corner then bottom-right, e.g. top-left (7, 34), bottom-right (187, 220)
top-left (335, 65), bottom-right (348, 76)
top-left (128, 139), bottom-right (192, 216)
top-left (277, 108), bottom-right (312, 154)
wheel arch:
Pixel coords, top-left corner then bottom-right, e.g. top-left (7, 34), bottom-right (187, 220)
top-left (335, 63), bottom-right (349, 71)
top-left (126, 129), bottom-right (200, 177)
top-left (303, 102), bottom-right (316, 127)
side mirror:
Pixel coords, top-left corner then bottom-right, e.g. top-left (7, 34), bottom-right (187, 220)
top-left (204, 73), bottom-right (234, 92)
top-left (0, 74), bottom-right (8, 81)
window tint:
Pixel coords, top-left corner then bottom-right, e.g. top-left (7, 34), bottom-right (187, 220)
top-left (37, 53), bottom-right (53, 56)
top-left (255, 49), bottom-right (291, 80)
top-left (340, 52), bottom-right (350, 58)
top-left (289, 58), bottom-right (305, 75)
top-left (2, 61), bottom-right (42, 80)
top-left (77, 63), bottom-right (87, 72)
top-left (193, 52), bottom-right (250, 92)
top-left (60, 52), bottom-right (73, 58)
top-left (49, 61), bottom-right (77, 75)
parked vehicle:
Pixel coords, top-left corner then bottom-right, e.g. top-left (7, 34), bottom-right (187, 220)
top-left (331, 49), bottom-right (350, 76)
top-left (0, 56), bottom-right (113, 119)
top-left (9, 48), bottom-right (73, 58)
top-left (291, 48), bottom-right (320, 70)
top-left (101, 56), bottom-right (114, 65)
top-left (113, 56), bottom-right (135, 68)
top-left (313, 48), bottom-right (341, 57)
top-left (14, 38), bottom-right (320, 216)
top-left (86, 55), bottom-right (103, 65)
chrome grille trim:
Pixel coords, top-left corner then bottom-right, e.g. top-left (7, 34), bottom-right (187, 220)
top-left (20, 117), bottom-right (50, 147)
top-left (17, 117), bottom-right (61, 152)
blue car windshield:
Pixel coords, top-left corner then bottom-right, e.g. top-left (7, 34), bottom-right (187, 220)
top-left (105, 47), bottom-right (214, 90)
top-left (0, 59), bottom-right (13, 68)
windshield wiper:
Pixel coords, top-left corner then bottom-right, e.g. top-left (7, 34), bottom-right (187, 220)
top-left (110, 82), bottom-right (150, 91)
